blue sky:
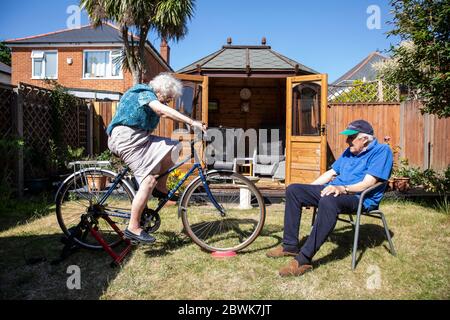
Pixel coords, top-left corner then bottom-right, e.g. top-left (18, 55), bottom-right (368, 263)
top-left (0, 0), bottom-right (400, 82)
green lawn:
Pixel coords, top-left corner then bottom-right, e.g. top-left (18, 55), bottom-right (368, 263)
top-left (0, 197), bottom-right (449, 300)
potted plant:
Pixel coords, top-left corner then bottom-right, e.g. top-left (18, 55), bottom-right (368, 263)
top-left (392, 158), bottom-right (411, 192)
top-left (87, 174), bottom-right (107, 192)
top-left (393, 176), bottom-right (410, 192)
top-left (85, 150), bottom-right (113, 192)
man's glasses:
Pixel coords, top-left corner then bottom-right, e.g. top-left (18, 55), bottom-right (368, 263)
top-left (347, 134), bottom-right (366, 141)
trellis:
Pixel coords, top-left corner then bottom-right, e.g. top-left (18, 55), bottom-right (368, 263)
top-left (328, 80), bottom-right (400, 103)
top-left (0, 83), bottom-right (90, 196)
top-left (20, 83), bottom-right (54, 179)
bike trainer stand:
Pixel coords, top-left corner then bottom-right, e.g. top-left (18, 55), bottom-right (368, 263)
top-left (53, 215), bottom-right (133, 267)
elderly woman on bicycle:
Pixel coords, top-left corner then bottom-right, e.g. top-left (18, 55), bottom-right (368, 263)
top-left (107, 73), bottom-right (206, 244)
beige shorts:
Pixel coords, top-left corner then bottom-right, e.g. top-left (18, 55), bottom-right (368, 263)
top-left (108, 126), bottom-right (181, 185)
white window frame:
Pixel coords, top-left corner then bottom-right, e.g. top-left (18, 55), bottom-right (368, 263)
top-left (82, 49), bottom-right (123, 80)
top-left (31, 50), bottom-right (58, 80)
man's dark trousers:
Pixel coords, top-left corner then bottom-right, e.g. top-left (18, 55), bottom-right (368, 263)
top-left (282, 184), bottom-right (360, 264)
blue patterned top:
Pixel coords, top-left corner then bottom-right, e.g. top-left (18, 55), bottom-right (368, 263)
top-left (106, 84), bottom-right (159, 136)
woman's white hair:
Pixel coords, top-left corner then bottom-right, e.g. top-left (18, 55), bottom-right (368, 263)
top-left (149, 72), bottom-right (183, 101)
top-left (357, 132), bottom-right (374, 143)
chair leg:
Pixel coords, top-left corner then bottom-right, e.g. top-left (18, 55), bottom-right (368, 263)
top-left (349, 214), bottom-right (355, 230)
top-left (379, 212), bottom-right (397, 256)
top-left (352, 213), bottom-right (361, 270)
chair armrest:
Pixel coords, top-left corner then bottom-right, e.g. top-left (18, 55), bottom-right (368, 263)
top-left (356, 181), bottom-right (386, 213)
top-left (360, 181), bottom-right (385, 198)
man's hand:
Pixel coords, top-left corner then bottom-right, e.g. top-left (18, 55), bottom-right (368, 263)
top-left (320, 185), bottom-right (346, 197)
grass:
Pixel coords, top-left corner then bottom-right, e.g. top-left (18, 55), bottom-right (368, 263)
top-left (0, 197), bottom-right (449, 300)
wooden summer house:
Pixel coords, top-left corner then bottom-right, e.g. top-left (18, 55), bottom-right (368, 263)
top-left (168, 38), bottom-right (329, 185)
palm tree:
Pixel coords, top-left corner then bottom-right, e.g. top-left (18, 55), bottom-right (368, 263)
top-left (80, 0), bottom-right (195, 84)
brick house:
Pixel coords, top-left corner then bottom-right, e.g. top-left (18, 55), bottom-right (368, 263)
top-left (5, 23), bottom-right (172, 100)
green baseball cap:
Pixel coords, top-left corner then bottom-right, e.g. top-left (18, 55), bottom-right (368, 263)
top-left (339, 120), bottom-right (374, 135)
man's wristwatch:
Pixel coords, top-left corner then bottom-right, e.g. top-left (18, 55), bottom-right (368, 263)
top-left (344, 185), bottom-right (349, 194)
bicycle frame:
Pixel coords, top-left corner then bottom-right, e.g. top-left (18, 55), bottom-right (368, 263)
top-left (99, 137), bottom-right (225, 219)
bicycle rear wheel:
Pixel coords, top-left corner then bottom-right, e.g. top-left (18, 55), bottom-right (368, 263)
top-left (55, 168), bottom-right (135, 250)
top-left (180, 171), bottom-right (266, 252)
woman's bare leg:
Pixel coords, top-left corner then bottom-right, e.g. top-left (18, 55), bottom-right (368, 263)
top-left (128, 174), bottom-right (157, 234)
top-left (155, 153), bottom-right (175, 193)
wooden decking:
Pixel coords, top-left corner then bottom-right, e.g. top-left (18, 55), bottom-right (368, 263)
top-left (254, 178), bottom-right (286, 200)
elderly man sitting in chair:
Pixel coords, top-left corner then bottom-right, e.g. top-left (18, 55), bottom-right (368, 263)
top-left (267, 120), bottom-right (393, 277)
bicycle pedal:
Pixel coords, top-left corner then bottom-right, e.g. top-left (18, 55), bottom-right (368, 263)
top-left (130, 240), bottom-right (140, 246)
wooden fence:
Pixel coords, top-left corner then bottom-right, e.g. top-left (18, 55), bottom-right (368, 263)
top-left (327, 101), bottom-right (449, 171)
top-left (92, 101), bottom-right (118, 155)
top-left (399, 100), bottom-right (450, 171)
top-left (0, 83), bottom-right (89, 196)
top-left (327, 103), bottom-right (401, 163)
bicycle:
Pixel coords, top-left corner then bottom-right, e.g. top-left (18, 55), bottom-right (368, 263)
top-left (55, 130), bottom-right (266, 253)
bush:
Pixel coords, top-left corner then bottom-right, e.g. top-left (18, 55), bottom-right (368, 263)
top-left (393, 159), bottom-right (450, 193)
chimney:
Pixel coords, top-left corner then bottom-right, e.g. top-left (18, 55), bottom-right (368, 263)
top-left (160, 38), bottom-right (170, 66)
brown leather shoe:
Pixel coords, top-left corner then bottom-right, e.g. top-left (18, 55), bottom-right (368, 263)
top-left (279, 259), bottom-right (313, 277)
top-left (266, 246), bottom-right (298, 258)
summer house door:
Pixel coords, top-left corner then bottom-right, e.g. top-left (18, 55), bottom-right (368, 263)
top-left (285, 75), bottom-right (328, 185)
top-left (165, 74), bottom-right (209, 170)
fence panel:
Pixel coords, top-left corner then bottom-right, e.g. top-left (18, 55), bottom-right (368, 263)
top-left (92, 101), bottom-right (117, 154)
top-left (400, 100), bottom-right (450, 171)
top-left (326, 103), bottom-right (401, 163)
top-left (432, 113), bottom-right (450, 171)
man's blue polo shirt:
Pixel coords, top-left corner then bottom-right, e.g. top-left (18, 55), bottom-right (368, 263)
top-left (329, 139), bottom-right (393, 210)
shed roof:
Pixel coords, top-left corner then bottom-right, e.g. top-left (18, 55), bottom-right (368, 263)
top-left (332, 52), bottom-right (388, 85)
top-left (177, 43), bottom-right (318, 76)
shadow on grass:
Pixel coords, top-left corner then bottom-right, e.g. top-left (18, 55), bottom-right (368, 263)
top-left (0, 194), bottom-right (55, 232)
top-left (312, 224), bottom-right (395, 268)
top-left (236, 222), bottom-right (395, 267)
top-left (143, 224), bottom-right (286, 257)
top-left (0, 232), bottom-right (125, 300)
top-left (143, 230), bottom-right (193, 257)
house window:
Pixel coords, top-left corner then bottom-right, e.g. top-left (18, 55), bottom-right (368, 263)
top-left (83, 50), bottom-right (122, 79)
top-left (31, 51), bottom-right (58, 79)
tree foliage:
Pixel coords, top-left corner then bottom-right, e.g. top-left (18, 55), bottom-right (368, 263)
top-left (0, 42), bottom-right (11, 66)
top-left (379, 0), bottom-right (450, 117)
top-left (80, 0), bottom-right (195, 84)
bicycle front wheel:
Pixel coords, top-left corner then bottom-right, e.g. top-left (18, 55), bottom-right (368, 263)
top-left (180, 171), bottom-right (266, 252)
